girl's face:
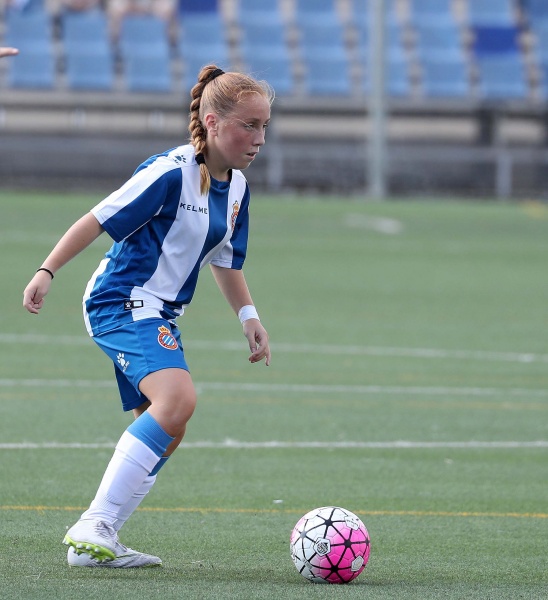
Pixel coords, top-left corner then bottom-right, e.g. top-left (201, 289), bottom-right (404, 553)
top-left (204, 93), bottom-right (271, 179)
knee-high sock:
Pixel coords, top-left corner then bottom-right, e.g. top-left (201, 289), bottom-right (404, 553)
top-left (113, 456), bottom-right (170, 532)
top-left (81, 412), bottom-right (173, 526)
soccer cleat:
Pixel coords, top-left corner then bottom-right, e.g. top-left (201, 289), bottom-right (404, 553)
top-left (63, 519), bottom-right (118, 563)
top-left (67, 545), bottom-right (162, 568)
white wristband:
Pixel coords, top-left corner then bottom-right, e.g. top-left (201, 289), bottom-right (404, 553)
top-left (238, 304), bottom-right (260, 323)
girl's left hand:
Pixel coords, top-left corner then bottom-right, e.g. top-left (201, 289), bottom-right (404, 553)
top-left (243, 319), bottom-right (271, 366)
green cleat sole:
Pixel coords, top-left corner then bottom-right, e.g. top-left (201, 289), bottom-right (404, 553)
top-left (63, 535), bottom-right (116, 562)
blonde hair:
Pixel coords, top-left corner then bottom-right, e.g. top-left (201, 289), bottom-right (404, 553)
top-left (188, 64), bottom-right (275, 195)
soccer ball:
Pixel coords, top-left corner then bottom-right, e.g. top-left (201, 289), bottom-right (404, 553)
top-left (290, 506), bottom-right (371, 584)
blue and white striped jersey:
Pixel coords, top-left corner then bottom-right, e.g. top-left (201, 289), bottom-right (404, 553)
top-left (83, 144), bottom-right (250, 336)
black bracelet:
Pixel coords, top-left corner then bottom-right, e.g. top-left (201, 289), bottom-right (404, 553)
top-left (36, 267), bottom-right (54, 279)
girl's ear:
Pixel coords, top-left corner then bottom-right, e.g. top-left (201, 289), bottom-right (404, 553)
top-left (203, 113), bottom-right (219, 136)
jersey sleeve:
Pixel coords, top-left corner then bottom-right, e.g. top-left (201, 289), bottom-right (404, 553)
top-left (91, 158), bottom-right (180, 242)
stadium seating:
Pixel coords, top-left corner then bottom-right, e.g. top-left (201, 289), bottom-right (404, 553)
top-left (238, 18), bottom-right (294, 94)
top-left (182, 46), bottom-right (233, 92)
top-left (356, 18), bottom-right (406, 63)
top-left (294, 0), bottom-right (339, 26)
top-left (61, 9), bottom-right (109, 52)
top-left (117, 14), bottom-right (172, 92)
top-left (179, 11), bottom-right (225, 48)
top-left (4, 8), bottom-right (52, 52)
top-left (362, 55), bottom-right (411, 97)
top-left (472, 25), bottom-right (521, 56)
top-left (421, 56), bottom-right (470, 98)
top-left (409, 0), bottom-right (453, 23)
top-left (179, 12), bottom-right (232, 91)
top-left (466, 0), bottom-right (515, 26)
top-left (119, 14), bottom-right (170, 59)
top-left (61, 9), bottom-right (114, 91)
top-left (65, 52), bottom-right (114, 91)
top-left (1, 0), bottom-right (538, 103)
top-left (178, 0), bottom-right (218, 13)
top-left (124, 55), bottom-right (173, 92)
top-left (243, 53), bottom-right (294, 96)
top-left (468, 15), bottom-right (528, 101)
top-left (236, 0), bottom-right (283, 26)
top-left (5, 9), bottom-right (56, 89)
top-left (476, 55), bottom-right (529, 99)
top-left (7, 51), bottom-right (55, 89)
top-left (523, 0), bottom-right (548, 21)
top-left (299, 20), bottom-right (347, 61)
top-left (303, 54), bottom-right (352, 95)
top-left (530, 21), bottom-right (548, 64)
top-left (413, 17), bottom-right (463, 58)
top-left (351, 0), bottom-right (396, 22)
top-left (239, 20), bottom-right (287, 56)
top-left (538, 64), bottom-right (548, 99)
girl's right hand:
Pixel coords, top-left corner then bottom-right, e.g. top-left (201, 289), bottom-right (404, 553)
top-left (23, 271), bottom-right (53, 314)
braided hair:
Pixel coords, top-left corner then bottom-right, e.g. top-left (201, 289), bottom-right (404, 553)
top-left (188, 64), bottom-right (274, 195)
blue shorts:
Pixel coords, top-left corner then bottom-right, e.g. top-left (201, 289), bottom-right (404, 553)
top-left (92, 317), bottom-right (189, 412)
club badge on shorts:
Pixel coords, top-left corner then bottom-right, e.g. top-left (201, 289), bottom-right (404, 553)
top-left (157, 325), bottom-right (178, 350)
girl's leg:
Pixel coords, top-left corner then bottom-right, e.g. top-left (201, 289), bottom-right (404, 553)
top-left (112, 391), bottom-right (191, 532)
top-left (64, 368), bottom-right (196, 560)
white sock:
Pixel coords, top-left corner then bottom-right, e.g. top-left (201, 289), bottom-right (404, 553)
top-left (81, 431), bottom-right (160, 525)
top-left (113, 475), bottom-right (157, 532)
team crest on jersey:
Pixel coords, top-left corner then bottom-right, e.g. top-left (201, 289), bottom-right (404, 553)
top-left (157, 326), bottom-right (178, 350)
top-left (231, 200), bottom-right (239, 231)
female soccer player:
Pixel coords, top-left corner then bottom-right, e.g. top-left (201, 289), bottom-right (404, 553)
top-left (23, 64), bottom-right (273, 568)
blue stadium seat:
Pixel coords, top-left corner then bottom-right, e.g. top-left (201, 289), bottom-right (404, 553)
top-left (295, 0), bottom-right (338, 26)
top-left (118, 14), bottom-right (171, 92)
top-left (178, 0), bottom-right (218, 13)
top-left (123, 55), bottom-right (173, 92)
top-left (298, 20), bottom-right (347, 61)
top-left (523, 0), bottom-right (548, 21)
top-left (537, 64), bottom-right (548, 99)
top-left (409, 0), bottom-right (453, 22)
top-left (4, 8), bottom-right (52, 52)
top-left (183, 52), bottom-right (234, 92)
top-left (61, 9), bottom-right (114, 90)
top-left (5, 9), bottom-right (56, 89)
top-left (243, 53), bottom-right (294, 96)
top-left (237, 0), bottom-right (283, 26)
top-left (472, 26), bottom-right (520, 56)
top-left (178, 12), bottom-right (228, 63)
top-left (239, 21), bottom-right (287, 55)
top-left (351, 0), bottom-right (396, 22)
top-left (7, 51), bottom-right (55, 88)
top-left (179, 12), bottom-right (224, 43)
top-left (421, 56), bottom-right (470, 98)
top-left (65, 52), bottom-right (114, 90)
top-left (414, 19), bottom-right (464, 61)
top-left (530, 21), bottom-right (548, 64)
top-left (119, 14), bottom-right (170, 59)
top-left (61, 9), bottom-right (110, 53)
top-left (356, 19), bottom-right (406, 62)
top-left (476, 56), bottom-right (529, 99)
top-left (364, 56), bottom-right (411, 97)
top-left (303, 54), bottom-right (352, 95)
top-left (467, 0), bottom-right (515, 26)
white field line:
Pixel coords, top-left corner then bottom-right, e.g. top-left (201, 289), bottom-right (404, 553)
top-left (1, 378), bottom-right (548, 398)
top-left (1, 440), bottom-right (547, 450)
top-left (0, 333), bottom-right (546, 364)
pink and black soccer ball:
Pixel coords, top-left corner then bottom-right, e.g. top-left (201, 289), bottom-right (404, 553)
top-left (290, 506), bottom-right (370, 584)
